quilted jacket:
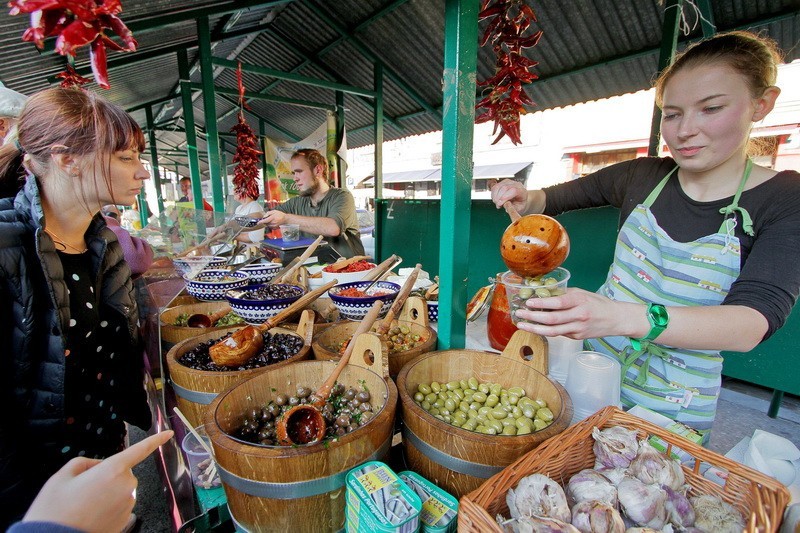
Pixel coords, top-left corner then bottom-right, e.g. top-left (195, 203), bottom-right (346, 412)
top-left (0, 175), bottom-right (150, 525)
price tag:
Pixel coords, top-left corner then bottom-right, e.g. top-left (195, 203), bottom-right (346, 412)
top-left (420, 496), bottom-right (449, 525)
top-left (357, 467), bottom-right (395, 495)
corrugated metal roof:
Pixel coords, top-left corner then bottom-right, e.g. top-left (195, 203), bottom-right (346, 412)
top-left (0, 0), bottom-right (797, 180)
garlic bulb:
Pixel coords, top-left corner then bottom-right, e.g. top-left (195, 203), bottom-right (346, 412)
top-left (629, 441), bottom-right (686, 491)
top-left (662, 484), bottom-right (695, 528)
top-left (596, 467), bottom-right (629, 486)
top-left (571, 500), bottom-right (625, 533)
top-left (617, 476), bottom-right (668, 530)
top-left (567, 469), bottom-right (618, 506)
top-left (593, 426), bottom-right (640, 468)
top-left (507, 474), bottom-right (572, 523)
top-left (690, 494), bottom-right (745, 533)
top-left (498, 515), bottom-right (581, 533)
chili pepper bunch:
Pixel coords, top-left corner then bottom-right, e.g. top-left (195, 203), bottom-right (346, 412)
top-left (9, 0), bottom-right (137, 89)
top-left (231, 112), bottom-right (262, 200)
top-left (475, 0), bottom-right (542, 145)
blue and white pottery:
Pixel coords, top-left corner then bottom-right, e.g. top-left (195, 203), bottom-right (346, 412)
top-left (185, 269), bottom-right (250, 301)
top-left (226, 283), bottom-right (304, 325)
top-left (174, 255), bottom-right (227, 277)
top-left (238, 262), bottom-right (282, 284)
top-left (328, 281), bottom-right (401, 320)
top-left (427, 301), bottom-right (439, 323)
top-left (235, 216), bottom-right (258, 228)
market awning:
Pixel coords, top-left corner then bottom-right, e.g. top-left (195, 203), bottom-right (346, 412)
top-left (358, 162), bottom-right (533, 186)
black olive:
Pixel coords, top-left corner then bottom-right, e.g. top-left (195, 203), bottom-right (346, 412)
top-left (275, 394), bottom-right (287, 406)
top-left (288, 396), bottom-right (299, 406)
top-left (335, 415), bottom-right (349, 427)
top-left (356, 391), bottom-right (371, 403)
top-left (359, 412), bottom-right (374, 426)
top-left (359, 402), bottom-right (372, 412)
top-left (344, 388), bottom-right (356, 401)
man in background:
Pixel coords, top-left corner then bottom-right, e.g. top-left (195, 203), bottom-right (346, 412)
top-left (177, 176), bottom-right (213, 211)
top-left (259, 148), bottom-right (364, 259)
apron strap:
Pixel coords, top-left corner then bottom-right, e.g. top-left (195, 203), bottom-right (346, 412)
top-left (621, 341), bottom-right (671, 386)
top-left (642, 166), bottom-right (678, 207)
top-left (718, 158), bottom-right (755, 236)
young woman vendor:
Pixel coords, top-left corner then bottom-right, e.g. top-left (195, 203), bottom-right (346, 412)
top-left (491, 31), bottom-right (800, 442)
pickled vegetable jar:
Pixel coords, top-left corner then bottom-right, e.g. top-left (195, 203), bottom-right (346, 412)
top-left (487, 281), bottom-right (518, 351)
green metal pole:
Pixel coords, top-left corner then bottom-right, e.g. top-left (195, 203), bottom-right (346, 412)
top-left (648, 0), bottom-right (684, 156)
top-left (336, 90), bottom-right (345, 189)
top-left (259, 119), bottom-right (268, 200)
top-left (177, 49), bottom-right (203, 209)
top-left (373, 63), bottom-right (384, 260)
top-left (144, 105), bottom-right (165, 215)
top-left (198, 16), bottom-right (225, 213)
top-left (696, 0), bottom-right (716, 38)
top-left (438, 0), bottom-right (479, 350)
top-left (221, 138), bottom-right (229, 201)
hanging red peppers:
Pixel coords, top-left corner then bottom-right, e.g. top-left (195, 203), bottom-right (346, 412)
top-left (230, 62), bottom-right (262, 200)
top-left (475, 0), bottom-right (542, 145)
top-left (9, 0), bottom-right (137, 89)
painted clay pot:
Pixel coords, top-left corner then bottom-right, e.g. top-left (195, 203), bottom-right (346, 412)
top-left (501, 214), bottom-right (570, 277)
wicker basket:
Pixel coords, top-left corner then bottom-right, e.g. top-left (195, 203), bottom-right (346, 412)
top-left (459, 406), bottom-right (790, 533)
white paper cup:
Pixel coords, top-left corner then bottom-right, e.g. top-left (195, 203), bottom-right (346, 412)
top-left (564, 351), bottom-right (621, 422)
top-left (546, 335), bottom-right (583, 386)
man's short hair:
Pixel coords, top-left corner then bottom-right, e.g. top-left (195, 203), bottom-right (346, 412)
top-left (291, 148), bottom-right (328, 181)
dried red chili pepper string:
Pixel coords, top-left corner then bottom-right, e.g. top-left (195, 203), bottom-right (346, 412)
top-left (9, 0), bottom-right (137, 89)
top-left (55, 64), bottom-right (92, 88)
top-left (231, 62), bottom-right (262, 200)
top-left (475, 0), bottom-right (542, 145)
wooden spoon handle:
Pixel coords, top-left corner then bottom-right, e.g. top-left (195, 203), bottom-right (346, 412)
top-left (257, 279), bottom-right (338, 332)
top-left (376, 263), bottom-right (422, 336)
top-left (269, 257), bottom-right (302, 285)
top-left (504, 202), bottom-right (522, 222)
top-left (314, 300), bottom-right (383, 402)
top-left (364, 254), bottom-right (401, 282)
top-left (207, 305), bottom-right (233, 324)
top-left (275, 235), bottom-right (324, 283)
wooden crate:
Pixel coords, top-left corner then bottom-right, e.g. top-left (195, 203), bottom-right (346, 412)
top-left (459, 406), bottom-right (790, 532)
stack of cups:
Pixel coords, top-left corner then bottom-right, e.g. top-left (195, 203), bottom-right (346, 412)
top-left (564, 351), bottom-right (621, 424)
top-left (546, 336), bottom-right (583, 386)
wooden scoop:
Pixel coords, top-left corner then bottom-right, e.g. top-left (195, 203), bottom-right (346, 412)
top-left (207, 279), bottom-right (338, 367)
top-left (363, 254), bottom-right (402, 282)
top-left (504, 201), bottom-right (522, 222)
top-left (186, 304), bottom-right (232, 329)
top-left (276, 300), bottom-right (384, 446)
top-left (271, 235), bottom-right (323, 285)
top-left (375, 263), bottom-right (422, 337)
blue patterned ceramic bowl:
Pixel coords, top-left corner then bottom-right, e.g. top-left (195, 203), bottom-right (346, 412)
top-left (328, 281), bottom-right (401, 321)
top-left (426, 301), bottom-right (439, 323)
top-left (235, 216), bottom-right (258, 228)
top-left (238, 262), bottom-right (282, 284)
top-left (185, 269), bottom-right (250, 301)
top-left (225, 283), bottom-right (305, 325)
top-left (173, 255), bottom-right (227, 277)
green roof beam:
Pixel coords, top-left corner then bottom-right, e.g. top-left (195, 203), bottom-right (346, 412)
top-left (188, 82), bottom-right (336, 112)
top-left (144, 105), bottom-right (165, 215)
top-left (648, 0), bottom-right (683, 156)
top-left (218, 94), bottom-right (301, 142)
top-left (210, 57), bottom-right (376, 98)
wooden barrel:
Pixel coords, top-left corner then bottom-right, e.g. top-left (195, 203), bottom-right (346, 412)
top-left (396, 329), bottom-right (573, 498)
top-left (204, 332), bottom-right (397, 533)
top-left (160, 302), bottom-right (233, 353)
top-left (312, 297), bottom-right (437, 378)
top-left (166, 312), bottom-right (315, 428)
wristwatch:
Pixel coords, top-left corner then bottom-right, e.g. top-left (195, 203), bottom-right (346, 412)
top-left (629, 303), bottom-right (669, 351)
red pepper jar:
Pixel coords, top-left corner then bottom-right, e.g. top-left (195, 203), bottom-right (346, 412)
top-left (487, 280), bottom-right (518, 351)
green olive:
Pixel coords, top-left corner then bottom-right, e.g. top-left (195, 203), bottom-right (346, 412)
top-left (468, 377), bottom-right (479, 390)
top-left (446, 381), bottom-right (459, 391)
top-left (437, 391), bottom-right (448, 401)
top-left (501, 417), bottom-right (515, 427)
top-left (489, 384), bottom-right (502, 396)
top-left (472, 391), bottom-right (487, 403)
top-left (439, 408), bottom-right (451, 417)
top-left (425, 393), bottom-right (437, 404)
top-left (536, 407), bottom-right (554, 422)
top-left (459, 401), bottom-right (470, 413)
top-left (508, 387), bottom-right (526, 397)
top-left (515, 417), bottom-right (532, 430)
top-left (517, 425), bottom-right (532, 435)
top-left (535, 288), bottom-right (552, 298)
top-left (453, 388), bottom-right (465, 400)
top-left (522, 405), bottom-right (536, 419)
top-left (459, 379), bottom-right (469, 390)
top-left (485, 394), bottom-right (499, 408)
top-left (414, 392), bottom-right (424, 402)
top-left (462, 419), bottom-right (478, 431)
top-left (502, 425), bottom-right (517, 436)
top-left (469, 402), bottom-right (482, 411)
top-left (518, 287), bottom-right (533, 299)
top-left (478, 406), bottom-right (492, 417)
top-left (431, 381), bottom-right (441, 393)
top-left (444, 399), bottom-right (456, 412)
top-left (492, 408), bottom-right (508, 419)
top-left (533, 418), bottom-right (549, 431)
top-left (488, 419), bottom-right (504, 433)
top-left (421, 400), bottom-right (431, 411)
top-left (433, 399), bottom-right (444, 409)
top-left (511, 406), bottom-right (523, 418)
top-left (418, 384), bottom-right (432, 395)
top-left (535, 399), bottom-right (548, 408)
top-left (467, 409), bottom-right (479, 419)
top-left (478, 383), bottom-right (490, 394)
top-left (429, 407), bottom-right (440, 416)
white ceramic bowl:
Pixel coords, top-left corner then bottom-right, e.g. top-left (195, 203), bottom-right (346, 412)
top-left (320, 262), bottom-right (376, 285)
top-left (185, 269), bottom-right (250, 301)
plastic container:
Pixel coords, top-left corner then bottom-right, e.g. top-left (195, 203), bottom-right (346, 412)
top-left (181, 426), bottom-right (221, 490)
top-left (280, 223), bottom-right (300, 241)
top-left (564, 351), bottom-right (621, 424)
top-left (500, 267), bottom-right (570, 326)
top-left (545, 336), bottom-right (584, 386)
